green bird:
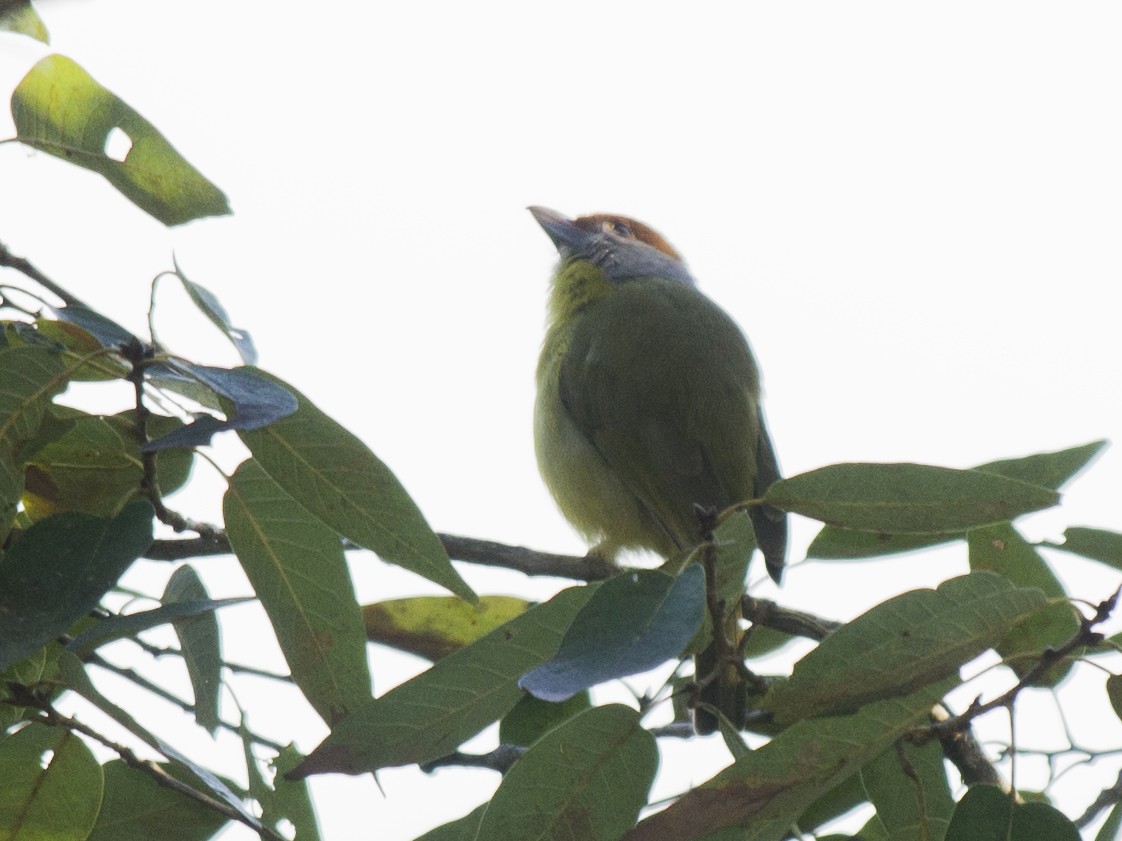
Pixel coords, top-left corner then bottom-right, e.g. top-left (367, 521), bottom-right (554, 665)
top-left (530, 206), bottom-right (787, 733)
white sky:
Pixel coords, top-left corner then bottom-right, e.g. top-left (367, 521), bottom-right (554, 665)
top-left (2, 2), bottom-right (1121, 839)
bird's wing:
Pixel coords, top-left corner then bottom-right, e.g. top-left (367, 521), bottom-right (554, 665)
top-left (559, 278), bottom-right (761, 551)
top-left (749, 406), bottom-right (788, 583)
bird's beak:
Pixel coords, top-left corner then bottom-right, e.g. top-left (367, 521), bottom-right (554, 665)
top-left (528, 206), bottom-right (594, 255)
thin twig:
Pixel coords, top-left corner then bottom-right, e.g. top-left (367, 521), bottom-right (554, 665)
top-left (30, 704), bottom-right (281, 840)
top-left (741, 595), bottom-right (842, 641)
top-left (420, 744), bottom-right (526, 774)
top-left (0, 240), bottom-right (91, 308)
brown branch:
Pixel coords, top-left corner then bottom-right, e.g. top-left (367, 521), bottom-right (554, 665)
top-left (30, 705), bottom-right (281, 840)
top-left (741, 595), bottom-right (842, 641)
top-left (929, 702), bottom-right (1005, 789)
top-left (438, 533), bottom-right (619, 580)
top-left (420, 744), bottom-right (526, 774)
top-left (1076, 768), bottom-right (1122, 828)
top-left (0, 239), bottom-right (91, 309)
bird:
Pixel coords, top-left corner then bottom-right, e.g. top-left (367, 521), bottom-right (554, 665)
top-left (529, 206), bottom-right (787, 734)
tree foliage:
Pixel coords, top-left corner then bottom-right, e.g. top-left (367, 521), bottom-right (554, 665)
top-left (2, 21), bottom-right (1122, 841)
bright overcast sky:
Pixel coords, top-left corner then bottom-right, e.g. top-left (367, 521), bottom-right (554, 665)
top-left (2, 2), bottom-right (1122, 839)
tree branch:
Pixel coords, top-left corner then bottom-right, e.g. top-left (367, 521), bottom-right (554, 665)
top-left (0, 239), bottom-right (91, 309)
top-left (30, 705), bottom-right (282, 840)
top-left (420, 744), bottom-right (526, 775)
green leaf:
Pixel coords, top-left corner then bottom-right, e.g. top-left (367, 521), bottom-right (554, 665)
top-left (1052, 527), bottom-right (1122, 569)
top-left (0, 0), bottom-right (48, 41)
top-left (476, 705), bottom-right (657, 841)
top-left (288, 584), bottom-right (597, 777)
top-left (413, 806), bottom-right (486, 841)
top-left (238, 370), bottom-right (474, 601)
top-left (163, 565), bottom-right (222, 734)
top-left (793, 774), bottom-right (869, 836)
top-left (1107, 675), bottom-right (1122, 722)
top-left (622, 681), bottom-right (952, 841)
top-left (976, 440), bottom-right (1107, 490)
top-left (805, 442), bottom-right (1104, 562)
top-left (86, 759), bottom-right (229, 841)
top-left (32, 319), bottom-right (128, 381)
top-left (270, 747), bottom-right (322, 841)
top-left (0, 500), bottom-right (154, 671)
top-left (763, 573), bottom-right (1049, 726)
top-left (520, 566), bottom-right (704, 702)
top-left (807, 528), bottom-right (957, 561)
top-left (766, 463), bottom-right (1059, 534)
top-left (224, 459), bottom-right (371, 726)
top-left (23, 413), bottom-right (193, 520)
top-left (1095, 801), bottom-right (1122, 841)
top-left (860, 741), bottom-right (953, 841)
top-left (363, 595), bottom-right (530, 660)
top-left (968, 523), bottom-right (1079, 684)
top-left (0, 344), bottom-right (68, 537)
top-left (171, 258), bottom-right (257, 364)
top-left (500, 692), bottom-right (592, 747)
top-left (0, 723), bottom-right (103, 841)
top-left (11, 54), bottom-right (230, 226)
top-left (945, 785), bottom-right (1078, 841)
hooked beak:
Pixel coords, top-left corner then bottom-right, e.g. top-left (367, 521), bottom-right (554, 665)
top-left (528, 206), bottom-right (595, 255)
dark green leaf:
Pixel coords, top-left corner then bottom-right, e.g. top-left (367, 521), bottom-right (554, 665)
top-left (763, 573), bottom-right (1049, 725)
top-left (0, 500), bottom-right (154, 671)
top-left (520, 566), bottom-right (704, 701)
top-left (238, 370), bottom-right (474, 601)
top-left (968, 523), bottom-right (1079, 684)
top-left (143, 363), bottom-right (298, 451)
top-left (164, 565), bottom-right (222, 734)
top-left (476, 705), bottom-right (657, 841)
top-left (945, 785), bottom-right (1012, 841)
top-left (0, 723), bottom-right (103, 841)
top-left (0, 344), bottom-right (68, 537)
top-left (51, 305), bottom-right (137, 349)
top-left (499, 692), bottom-right (592, 747)
top-left (765, 463), bottom-right (1058, 534)
top-left (224, 459), bottom-right (371, 725)
top-left (1106, 675), bottom-right (1122, 722)
top-left (289, 585), bottom-right (597, 776)
top-left (87, 759), bottom-right (229, 841)
top-left (807, 528), bottom-right (956, 561)
top-left (793, 774), bottom-right (869, 835)
top-left (11, 55), bottom-right (230, 225)
top-left (1094, 801), bottom-right (1122, 841)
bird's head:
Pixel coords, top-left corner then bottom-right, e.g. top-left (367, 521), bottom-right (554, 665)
top-left (528, 206), bottom-right (695, 289)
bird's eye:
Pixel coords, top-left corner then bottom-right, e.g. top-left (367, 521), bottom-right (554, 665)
top-left (605, 219), bottom-right (634, 238)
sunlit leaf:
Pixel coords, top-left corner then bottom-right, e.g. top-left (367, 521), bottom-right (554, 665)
top-left (11, 54), bottom-right (230, 225)
top-left (0, 0), bottom-right (49, 42)
top-left (363, 595), bottom-right (530, 660)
